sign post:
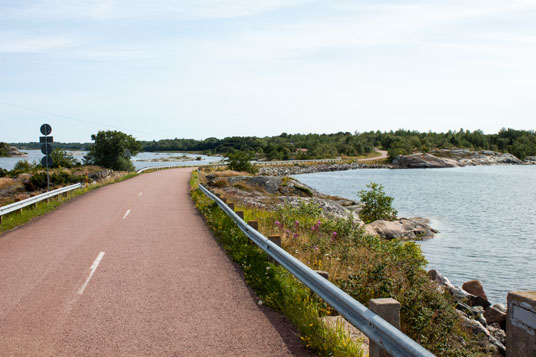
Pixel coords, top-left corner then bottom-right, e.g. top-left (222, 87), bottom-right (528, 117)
top-left (40, 124), bottom-right (53, 191)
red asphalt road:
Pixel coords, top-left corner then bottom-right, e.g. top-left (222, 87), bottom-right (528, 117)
top-left (0, 168), bottom-right (313, 356)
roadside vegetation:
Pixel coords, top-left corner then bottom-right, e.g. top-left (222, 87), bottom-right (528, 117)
top-left (192, 168), bottom-right (489, 356)
top-left (190, 170), bottom-right (365, 356)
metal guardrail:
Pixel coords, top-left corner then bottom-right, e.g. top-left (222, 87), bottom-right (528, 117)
top-left (0, 183), bottom-right (82, 218)
top-left (199, 184), bottom-right (434, 357)
top-left (136, 164), bottom-right (189, 174)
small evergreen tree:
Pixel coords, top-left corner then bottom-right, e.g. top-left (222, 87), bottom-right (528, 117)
top-left (358, 182), bottom-right (397, 223)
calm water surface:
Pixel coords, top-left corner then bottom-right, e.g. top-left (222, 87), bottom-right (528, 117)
top-left (294, 166), bottom-right (536, 304)
top-left (0, 150), bottom-right (221, 170)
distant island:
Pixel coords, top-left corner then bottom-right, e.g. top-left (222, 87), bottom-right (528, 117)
top-left (0, 142), bottom-right (25, 157)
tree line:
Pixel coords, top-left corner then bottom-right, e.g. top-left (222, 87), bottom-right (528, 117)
top-left (8, 128), bottom-right (536, 161)
top-left (140, 128), bottom-right (536, 160)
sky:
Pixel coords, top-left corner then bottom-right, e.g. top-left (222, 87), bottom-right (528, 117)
top-left (1, 0), bottom-right (536, 143)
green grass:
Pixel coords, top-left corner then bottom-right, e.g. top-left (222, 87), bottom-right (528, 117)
top-left (0, 171), bottom-right (139, 235)
top-left (189, 172), bottom-right (364, 356)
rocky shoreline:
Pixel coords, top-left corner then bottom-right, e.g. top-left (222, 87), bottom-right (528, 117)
top-left (428, 270), bottom-right (507, 354)
top-left (258, 149), bottom-right (535, 176)
top-left (206, 174), bottom-right (438, 241)
top-left (0, 145), bottom-right (26, 157)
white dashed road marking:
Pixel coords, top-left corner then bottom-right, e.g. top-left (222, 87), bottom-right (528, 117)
top-left (78, 252), bottom-right (105, 295)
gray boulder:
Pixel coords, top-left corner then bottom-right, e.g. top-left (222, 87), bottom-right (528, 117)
top-left (227, 176), bottom-right (283, 194)
top-left (365, 217), bottom-right (438, 240)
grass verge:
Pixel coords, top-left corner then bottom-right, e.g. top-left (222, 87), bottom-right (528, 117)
top-left (189, 170), bottom-right (364, 356)
top-left (0, 172), bottom-right (138, 235)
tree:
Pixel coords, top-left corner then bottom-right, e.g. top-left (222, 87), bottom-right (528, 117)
top-left (224, 151), bottom-right (258, 174)
top-left (84, 130), bottom-right (141, 171)
top-left (0, 142), bottom-right (10, 157)
top-left (357, 182), bottom-right (397, 223)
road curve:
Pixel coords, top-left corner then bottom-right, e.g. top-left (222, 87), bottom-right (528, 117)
top-left (0, 168), bottom-right (313, 356)
top-left (358, 149), bottom-right (389, 162)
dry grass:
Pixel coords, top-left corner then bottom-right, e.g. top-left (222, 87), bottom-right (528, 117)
top-left (0, 178), bottom-right (16, 189)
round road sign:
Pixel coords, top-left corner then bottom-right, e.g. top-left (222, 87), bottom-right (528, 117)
top-left (41, 143), bottom-right (52, 155)
top-left (40, 123), bottom-right (52, 136)
top-left (41, 155), bottom-right (53, 168)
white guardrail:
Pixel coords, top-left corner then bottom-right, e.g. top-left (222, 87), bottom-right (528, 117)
top-left (199, 183), bottom-right (435, 357)
top-left (136, 164), bottom-right (192, 174)
top-left (0, 183), bottom-right (82, 219)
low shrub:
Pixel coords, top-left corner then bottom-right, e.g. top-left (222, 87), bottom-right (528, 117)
top-left (357, 182), bottom-right (397, 223)
top-left (24, 171), bottom-right (82, 191)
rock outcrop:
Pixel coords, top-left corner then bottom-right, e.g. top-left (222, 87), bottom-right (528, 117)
top-left (392, 153), bottom-right (459, 168)
top-left (3, 145), bottom-right (26, 157)
top-left (392, 150), bottom-right (526, 169)
top-left (365, 217), bottom-right (438, 240)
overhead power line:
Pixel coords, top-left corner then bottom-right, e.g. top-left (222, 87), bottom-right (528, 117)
top-left (0, 99), bottom-right (164, 138)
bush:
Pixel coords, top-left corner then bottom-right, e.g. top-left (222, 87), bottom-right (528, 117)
top-left (357, 182), bottom-right (397, 223)
top-left (25, 171), bottom-right (82, 191)
top-left (13, 160), bottom-right (33, 172)
top-left (50, 148), bottom-right (80, 168)
top-left (224, 151), bottom-right (258, 174)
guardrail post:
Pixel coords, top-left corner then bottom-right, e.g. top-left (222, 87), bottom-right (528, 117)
top-left (221, 198), bottom-right (227, 204)
top-left (235, 210), bottom-right (244, 219)
top-left (315, 270), bottom-right (329, 280)
top-left (248, 220), bottom-right (258, 230)
top-left (228, 202), bottom-right (234, 210)
top-left (369, 298), bottom-right (401, 357)
top-left (506, 291), bottom-right (536, 356)
top-left (268, 234), bottom-right (281, 247)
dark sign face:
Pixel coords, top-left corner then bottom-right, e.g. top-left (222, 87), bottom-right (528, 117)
top-left (40, 123), bottom-right (52, 136)
top-left (41, 155), bottom-right (53, 168)
top-left (40, 136), bottom-right (53, 143)
top-left (41, 143), bottom-right (52, 155)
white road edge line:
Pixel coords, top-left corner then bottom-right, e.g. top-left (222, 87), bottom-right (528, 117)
top-left (78, 251), bottom-right (105, 295)
top-left (122, 209), bottom-right (131, 220)
top-left (138, 192), bottom-right (143, 197)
